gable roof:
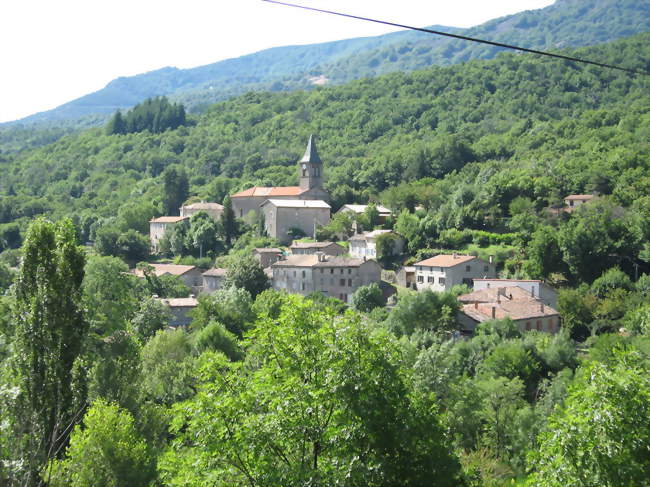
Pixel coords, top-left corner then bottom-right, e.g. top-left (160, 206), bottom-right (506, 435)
top-left (159, 297), bottom-right (199, 308)
top-left (150, 216), bottom-right (189, 223)
top-left (202, 267), bottom-right (227, 277)
top-left (253, 247), bottom-right (283, 254)
top-left (181, 202), bottom-right (224, 210)
top-left (231, 186), bottom-right (303, 198)
top-left (458, 286), bottom-right (536, 304)
top-left (300, 134), bottom-right (322, 164)
top-left (349, 229), bottom-right (397, 241)
top-left (415, 254), bottom-right (478, 268)
top-left (461, 300), bottom-right (559, 323)
top-left (262, 199), bottom-right (330, 209)
top-left (272, 254), bottom-right (372, 268)
top-left (133, 263), bottom-right (196, 278)
top-left (290, 241), bottom-right (342, 249)
top-left (565, 194), bottom-right (595, 201)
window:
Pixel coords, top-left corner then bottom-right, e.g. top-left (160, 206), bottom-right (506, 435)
top-left (465, 265), bottom-right (471, 272)
top-left (525, 321), bottom-right (531, 331)
top-left (340, 279), bottom-right (346, 286)
top-left (439, 277), bottom-right (446, 285)
top-left (484, 265), bottom-right (489, 272)
top-left (348, 279), bottom-right (352, 287)
top-left (330, 269), bottom-right (334, 274)
top-left (536, 320), bottom-right (542, 331)
top-left (348, 269), bottom-right (352, 274)
top-left (340, 269), bottom-right (344, 274)
top-left (417, 275), bottom-right (424, 283)
top-left (427, 276), bottom-right (434, 283)
top-left (301, 282), bottom-right (305, 290)
top-left (302, 270), bottom-right (306, 278)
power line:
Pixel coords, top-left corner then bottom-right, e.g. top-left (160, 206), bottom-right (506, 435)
top-left (261, 0), bottom-right (650, 77)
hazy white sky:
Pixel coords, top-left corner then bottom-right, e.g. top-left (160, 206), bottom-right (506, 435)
top-left (0, 0), bottom-right (554, 123)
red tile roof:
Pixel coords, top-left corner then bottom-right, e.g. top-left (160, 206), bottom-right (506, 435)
top-left (133, 263), bottom-right (196, 277)
top-left (231, 186), bottom-right (303, 198)
top-left (415, 254), bottom-right (477, 268)
top-left (150, 216), bottom-right (189, 223)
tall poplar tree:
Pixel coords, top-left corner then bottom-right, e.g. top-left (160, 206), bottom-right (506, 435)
top-left (162, 165), bottom-right (189, 216)
top-left (220, 195), bottom-right (236, 248)
top-left (12, 219), bottom-right (87, 485)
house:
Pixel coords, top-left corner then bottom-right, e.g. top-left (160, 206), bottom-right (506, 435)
top-left (253, 248), bottom-right (283, 268)
top-left (457, 286), bottom-right (561, 334)
top-left (133, 263), bottom-right (203, 291)
top-left (337, 204), bottom-right (392, 223)
top-left (270, 253), bottom-right (382, 304)
top-left (473, 278), bottom-right (558, 308)
top-left (149, 216), bottom-right (189, 253)
top-left (157, 296), bottom-right (199, 327)
top-left (348, 230), bottom-right (404, 260)
top-left (290, 241), bottom-right (346, 256)
top-left (261, 199), bottom-right (331, 245)
top-left (231, 135), bottom-right (330, 219)
top-left (202, 268), bottom-right (227, 293)
top-left (180, 201), bottom-right (224, 220)
top-left (413, 253), bottom-right (496, 292)
top-left (395, 266), bottom-right (416, 289)
top-left (564, 194), bottom-right (595, 210)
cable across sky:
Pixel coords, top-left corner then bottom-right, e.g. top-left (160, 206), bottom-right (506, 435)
top-left (262, 0), bottom-right (650, 77)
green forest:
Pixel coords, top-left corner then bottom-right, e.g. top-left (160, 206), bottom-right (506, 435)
top-left (0, 30), bottom-right (649, 486)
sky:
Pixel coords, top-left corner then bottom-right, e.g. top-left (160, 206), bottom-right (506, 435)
top-left (0, 0), bottom-right (554, 123)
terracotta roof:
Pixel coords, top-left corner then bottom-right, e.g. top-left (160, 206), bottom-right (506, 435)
top-left (458, 286), bottom-right (535, 304)
top-left (290, 241), bottom-right (340, 249)
top-left (564, 194), bottom-right (595, 200)
top-left (133, 263), bottom-right (196, 278)
top-left (231, 186), bottom-right (303, 198)
top-left (461, 300), bottom-right (559, 323)
top-left (474, 278), bottom-right (541, 283)
top-left (415, 254), bottom-right (477, 268)
top-left (262, 199), bottom-right (330, 209)
top-left (150, 216), bottom-right (189, 223)
top-left (181, 202), bottom-right (224, 210)
top-left (202, 267), bottom-right (227, 277)
top-left (271, 255), bottom-right (370, 268)
top-left (159, 297), bottom-right (199, 308)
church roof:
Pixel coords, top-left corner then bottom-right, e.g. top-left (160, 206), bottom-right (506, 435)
top-left (231, 186), bottom-right (303, 198)
top-left (300, 134), bottom-right (322, 164)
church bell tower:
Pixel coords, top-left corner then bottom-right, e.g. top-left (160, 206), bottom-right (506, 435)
top-left (299, 135), bottom-right (323, 192)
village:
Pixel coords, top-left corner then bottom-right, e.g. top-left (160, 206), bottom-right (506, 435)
top-left (141, 135), bottom-right (589, 334)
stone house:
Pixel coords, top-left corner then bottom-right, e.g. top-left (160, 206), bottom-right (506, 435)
top-left (473, 278), bottom-right (558, 308)
top-left (290, 241), bottom-right (346, 256)
top-left (133, 263), bottom-right (203, 291)
top-left (180, 201), bottom-right (224, 220)
top-left (413, 254), bottom-right (496, 292)
top-left (457, 286), bottom-right (561, 334)
top-left (253, 248), bottom-right (283, 268)
top-left (231, 135), bottom-right (330, 219)
top-left (395, 266), bottom-right (416, 289)
top-left (261, 199), bottom-right (331, 245)
top-left (271, 253), bottom-right (382, 304)
top-left (149, 216), bottom-right (189, 253)
top-left (157, 296), bottom-right (199, 327)
top-left (202, 268), bottom-right (227, 293)
top-left (348, 230), bottom-right (404, 260)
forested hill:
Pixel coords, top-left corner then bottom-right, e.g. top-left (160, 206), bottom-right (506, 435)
top-left (7, 0), bottom-right (649, 127)
top-left (0, 31), bottom-right (648, 254)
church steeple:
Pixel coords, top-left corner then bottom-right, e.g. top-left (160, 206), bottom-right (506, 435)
top-left (299, 135), bottom-right (323, 191)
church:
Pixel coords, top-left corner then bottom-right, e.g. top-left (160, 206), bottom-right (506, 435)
top-left (231, 135), bottom-right (330, 219)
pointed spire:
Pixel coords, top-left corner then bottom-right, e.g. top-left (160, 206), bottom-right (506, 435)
top-left (300, 134), bottom-right (322, 164)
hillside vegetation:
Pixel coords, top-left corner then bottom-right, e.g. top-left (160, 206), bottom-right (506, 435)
top-left (5, 0), bottom-right (648, 128)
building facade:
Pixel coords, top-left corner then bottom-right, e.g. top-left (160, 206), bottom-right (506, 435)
top-left (149, 216), bottom-right (189, 253)
top-left (253, 248), bottom-right (283, 268)
top-left (261, 199), bottom-right (331, 244)
top-left (290, 241), bottom-right (346, 256)
top-left (413, 254), bottom-right (496, 292)
top-left (348, 230), bottom-right (404, 259)
top-left (202, 268), bottom-right (227, 293)
top-left (271, 253), bottom-right (382, 304)
top-left (180, 201), bottom-right (224, 220)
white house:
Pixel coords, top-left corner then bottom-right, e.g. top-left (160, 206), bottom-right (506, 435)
top-left (149, 216), bottom-right (189, 253)
top-left (413, 253), bottom-right (496, 292)
top-left (348, 230), bottom-right (404, 259)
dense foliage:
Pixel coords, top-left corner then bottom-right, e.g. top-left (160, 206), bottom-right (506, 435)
top-left (106, 96), bottom-right (186, 135)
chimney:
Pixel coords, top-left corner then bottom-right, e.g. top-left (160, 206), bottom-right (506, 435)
top-left (489, 255), bottom-right (494, 264)
top-left (453, 252), bottom-right (458, 259)
top-left (491, 306), bottom-right (496, 319)
top-left (474, 302), bottom-right (478, 309)
top-left (541, 303), bottom-right (545, 313)
top-left (316, 251), bottom-right (326, 263)
top-left (531, 287), bottom-right (536, 298)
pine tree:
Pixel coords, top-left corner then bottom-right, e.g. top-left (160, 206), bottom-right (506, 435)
top-left (162, 166), bottom-right (189, 216)
top-left (11, 219), bottom-right (87, 485)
